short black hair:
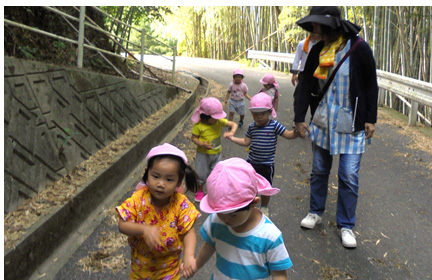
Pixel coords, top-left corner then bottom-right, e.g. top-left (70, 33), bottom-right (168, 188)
top-left (200, 113), bottom-right (212, 121)
top-left (234, 201), bottom-right (253, 213)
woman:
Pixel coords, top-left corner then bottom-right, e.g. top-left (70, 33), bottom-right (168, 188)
top-left (294, 6), bottom-right (378, 248)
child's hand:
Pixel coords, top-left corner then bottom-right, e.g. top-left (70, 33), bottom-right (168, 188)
top-left (142, 225), bottom-right (161, 249)
top-left (223, 131), bottom-right (234, 138)
top-left (180, 258), bottom-right (197, 279)
top-left (202, 141), bottom-right (213, 150)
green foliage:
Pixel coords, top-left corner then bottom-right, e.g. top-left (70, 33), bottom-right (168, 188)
top-left (100, 6), bottom-right (172, 26)
top-left (99, 7), bottom-right (176, 56)
top-left (59, 127), bottom-right (82, 145)
top-left (53, 40), bottom-right (65, 50)
top-left (18, 46), bottom-right (37, 59)
top-left (237, 58), bottom-right (252, 67)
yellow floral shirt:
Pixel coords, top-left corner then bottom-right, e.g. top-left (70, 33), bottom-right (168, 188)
top-left (116, 187), bottom-right (200, 280)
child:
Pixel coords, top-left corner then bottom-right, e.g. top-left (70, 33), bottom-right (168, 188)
top-left (182, 157), bottom-right (293, 279)
top-left (224, 69), bottom-right (252, 128)
top-left (116, 143), bottom-right (201, 280)
top-left (259, 74), bottom-right (280, 112)
top-left (191, 97), bottom-right (238, 202)
top-left (227, 92), bottom-right (299, 216)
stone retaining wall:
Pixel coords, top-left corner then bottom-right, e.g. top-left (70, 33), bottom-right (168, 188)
top-left (3, 57), bottom-right (196, 213)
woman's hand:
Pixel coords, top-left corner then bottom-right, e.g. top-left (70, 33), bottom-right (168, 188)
top-left (295, 122), bottom-right (309, 138)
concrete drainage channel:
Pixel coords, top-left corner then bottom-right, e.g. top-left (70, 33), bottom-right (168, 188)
top-left (5, 73), bottom-right (210, 280)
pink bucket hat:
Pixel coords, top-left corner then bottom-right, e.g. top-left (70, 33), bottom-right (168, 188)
top-left (260, 74), bottom-right (279, 89)
top-left (146, 143), bottom-right (188, 164)
top-left (233, 69), bottom-right (244, 76)
top-left (136, 143), bottom-right (187, 193)
top-left (200, 157), bottom-right (280, 214)
top-left (249, 92), bottom-right (277, 118)
top-left (191, 97), bottom-right (227, 123)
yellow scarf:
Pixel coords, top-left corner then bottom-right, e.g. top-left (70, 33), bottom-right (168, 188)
top-left (314, 36), bottom-right (345, 79)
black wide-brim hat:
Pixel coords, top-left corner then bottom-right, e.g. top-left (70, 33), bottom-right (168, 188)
top-left (296, 6), bottom-right (361, 36)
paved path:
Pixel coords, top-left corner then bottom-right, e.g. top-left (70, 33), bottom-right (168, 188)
top-left (53, 57), bottom-right (432, 280)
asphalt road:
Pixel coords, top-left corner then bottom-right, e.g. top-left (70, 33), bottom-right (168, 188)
top-left (53, 56), bottom-right (432, 280)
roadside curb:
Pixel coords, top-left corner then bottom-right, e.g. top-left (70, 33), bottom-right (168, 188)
top-left (4, 73), bottom-right (203, 280)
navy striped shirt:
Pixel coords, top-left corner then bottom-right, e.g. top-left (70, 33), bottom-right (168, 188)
top-left (245, 120), bottom-right (286, 165)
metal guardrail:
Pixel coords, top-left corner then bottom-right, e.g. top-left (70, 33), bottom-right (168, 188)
top-left (377, 70), bottom-right (432, 125)
top-left (247, 49), bottom-right (432, 126)
top-left (247, 50), bottom-right (295, 63)
top-left (4, 6), bottom-right (177, 83)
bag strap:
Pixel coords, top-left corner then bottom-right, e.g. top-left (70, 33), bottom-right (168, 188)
top-left (319, 38), bottom-right (364, 97)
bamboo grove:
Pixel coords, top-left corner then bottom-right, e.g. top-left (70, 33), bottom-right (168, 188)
top-left (169, 6), bottom-right (432, 84)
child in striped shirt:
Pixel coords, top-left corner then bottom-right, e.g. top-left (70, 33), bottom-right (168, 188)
top-left (181, 157), bottom-right (292, 279)
top-left (227, 92), bottom-right (299, 216)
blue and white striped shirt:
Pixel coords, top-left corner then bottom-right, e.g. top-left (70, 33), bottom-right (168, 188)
top-left (309, 40), bottom-right (366, 155)
top-left (245, 120), bottom-right (287, 165)
top-left (200, 213), bottom-right (293, 280)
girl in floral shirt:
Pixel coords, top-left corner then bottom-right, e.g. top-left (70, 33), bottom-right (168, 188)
top-left (117, 143), bottom-right (201, 280)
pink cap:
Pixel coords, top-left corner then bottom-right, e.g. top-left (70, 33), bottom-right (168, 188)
top-left (200, 158), bottom-right (280, 214)
top-left (233, 69), bottom-right (244, 76)
top-left (191, 97), bottom-right (226, 123)
top-left (260, 74), bottom-right (279, 89)
top-left (146, 143), bottom-right (188, 164)
top-left (249, 92), bottom-right (277, 118)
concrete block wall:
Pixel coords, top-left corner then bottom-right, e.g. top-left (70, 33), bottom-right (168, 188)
top-left (3, 57), bottom-right (185, 213)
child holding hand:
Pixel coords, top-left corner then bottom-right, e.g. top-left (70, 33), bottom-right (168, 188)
top-left (116, 143), bottom-right (201, 280)
top-left (259, 74), bottom-right (280, 112)
top-left (191, 97), bottom-right (238, 202)
top-left (182, 157), bottom-right (293, 279)
top-left (227, 92), bottom-right (299, 216)
top-left (225, 69), bottom-right (252, 128)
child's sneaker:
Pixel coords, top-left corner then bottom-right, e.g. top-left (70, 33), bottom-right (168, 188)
top-left (238, 120), bottom-right (244, 128)
top-left (195, 191), bottom-right (204, 202)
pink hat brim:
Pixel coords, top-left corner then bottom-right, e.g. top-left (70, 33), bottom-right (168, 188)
top-left (199, 195), bottom-right (253, 214)
top-left (256, 172), bottom-right (279, 196)
top-left (249, 107), bottom-right (277, 118)
top-left (146, 143), bottom-right (188, 164)
top-left (199, 170), bottom-right (279, 214)
top-left (191, 107), bottom-right (226, 123)
top-left (211, 111), bottom-right (227, 120)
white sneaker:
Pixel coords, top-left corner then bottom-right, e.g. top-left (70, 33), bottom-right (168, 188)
top-left (340, 228), bottom-right (357, 248)
top-left (300, 213), bottom-right (322, 229)
top-left (261, 206), bottom-right (269, 216)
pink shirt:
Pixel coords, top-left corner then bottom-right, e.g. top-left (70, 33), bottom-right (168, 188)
top-left (228, 81), bottom-right (249, 100)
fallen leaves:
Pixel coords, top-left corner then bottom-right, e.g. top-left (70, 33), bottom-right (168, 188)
top-left (319, 265), bottom-right (356, 279)
top-left (78, 213), bottom-right (128, 274)
top-left (78, 251), bottom-right (127, 274)
top-left (378, 109), bottom-right (432, 170)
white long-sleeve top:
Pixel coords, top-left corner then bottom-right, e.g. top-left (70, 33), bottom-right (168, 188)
top-left (290, 37), bottom-right (319, 74)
